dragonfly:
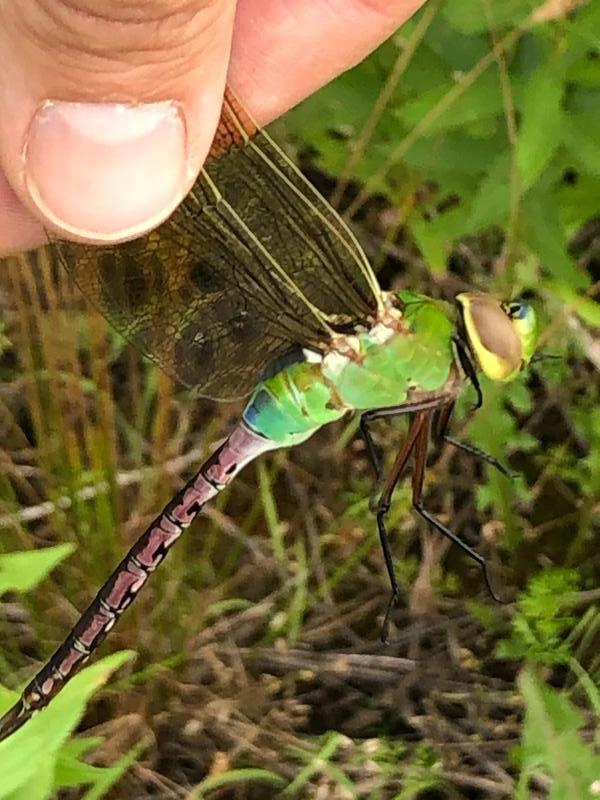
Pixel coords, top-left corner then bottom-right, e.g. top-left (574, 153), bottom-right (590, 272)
top-left (0, 87), bottom-right (538, 742)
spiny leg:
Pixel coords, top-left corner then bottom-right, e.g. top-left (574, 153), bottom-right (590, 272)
top-left (362, 400), bottom-right (452, 639)
top-left (371, 411), bottom-right (430, 642)
top-left (443, 435), bottom-right (517, 479)
top-left (361, 397), bottom-right (450, 494)
top-left (363, 395), bottom-right (511, 488)
top-left (362, 399), bottom-right (508, 643)
top-left (410, 413), bottom-right (505, 605)
top-left (433, 401), bottom-right (516, 480)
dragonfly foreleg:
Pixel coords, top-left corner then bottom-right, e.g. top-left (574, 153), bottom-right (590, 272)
top-left (443, 435), bottom-right (517, 479)
top-left (433, 399), bottom-right (515, 479)
top-left (452, 334), bottom-right (483, 410)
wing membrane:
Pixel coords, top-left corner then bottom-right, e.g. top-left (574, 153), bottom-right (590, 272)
top-left (51, 88), bottom-right (382, 400)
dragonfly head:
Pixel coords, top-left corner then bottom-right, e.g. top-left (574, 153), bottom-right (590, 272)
top-left (456, 292), bottom-right (538, 382)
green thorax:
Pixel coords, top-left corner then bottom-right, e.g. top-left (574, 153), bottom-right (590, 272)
top-left (243, 291), bottom-right (457, 447)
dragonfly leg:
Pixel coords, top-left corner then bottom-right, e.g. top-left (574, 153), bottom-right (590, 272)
top-left (452, 334), bottom-right (483, 410)
top-left (360, 412), bottom-right (384, 484)
top-left (443, 435), bottom-right (517, 479)
top-left (370, 411), bottom-right (430, 642)
top-left (433, 400), bottom-right (516, 479)
top-left (364, 397), bottom-right (508, 642)
top-left (361, 397), bottom-right (452, 509)
top-left (411, 414), bottom-right (507, 605)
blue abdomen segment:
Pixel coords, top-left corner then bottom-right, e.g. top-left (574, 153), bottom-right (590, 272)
top-left (242, 363), bottom-right (344, 447)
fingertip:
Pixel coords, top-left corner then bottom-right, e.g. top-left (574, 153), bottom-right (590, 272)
top-left (24, 100), bottom-right (189, 242)
top-left (0, 0), bottom-right (235, 245)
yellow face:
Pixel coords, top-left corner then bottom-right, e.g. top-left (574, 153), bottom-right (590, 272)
top-left (456, 293), bottom-right (538, 382)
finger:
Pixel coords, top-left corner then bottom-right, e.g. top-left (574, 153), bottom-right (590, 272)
top-left (0, 0), bottom-right (425, 256)
top-left (0, 0), bottom-right (236, 247)
top-left (0, 170), bottom-right (45, 254)
top-left (230, 0), bottom-right (426, 122)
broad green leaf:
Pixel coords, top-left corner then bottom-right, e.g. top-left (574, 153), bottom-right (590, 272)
top-left (523, 194), bottom-right (588, 288)
top-left (443, 0), bottom-right (538, 35)
top-left (424, 11), bottom-right (489, 70)
top-left (562, 112), bottom-right (600, 176)
top-left (0, 544), bottom-right (75, 596)
top-left (400, 42), bottom-right (455, 94)
top-left (395, 70), bottom-right (504, 135)
top-left (516, 61), bottom-right (565, 189)
top-left (403, 129), bottom-right (509, 176)
top-left (0, 652), bottom-right (133, 800)
top-left (566, 56), bottom-right (600, 87)
top-left (7, 758), bottom-right (54, 800)
top-left (55, 737), bottom-right (146, 799)
top-left (466, 152), bottom-right (512, 233)
top-left (557, 177), bottom-right (600, 229)
top-left (412, 206), bottom-right (470, 272)
top-left (411, 219), bottom-right (448, 273)
top-left (566, 1), bottom-right (600, 53)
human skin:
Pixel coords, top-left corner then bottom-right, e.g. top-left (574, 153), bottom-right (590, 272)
top-left (0, 0), bottom-right (426, 256)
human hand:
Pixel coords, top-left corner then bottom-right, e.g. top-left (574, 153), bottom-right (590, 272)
top-left (0, 0), bottom-right (425, 255)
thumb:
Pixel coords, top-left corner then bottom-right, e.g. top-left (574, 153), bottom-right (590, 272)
top-left (0, 1), bottom-right (235, 245)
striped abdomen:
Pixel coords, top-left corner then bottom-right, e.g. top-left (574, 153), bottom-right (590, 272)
top-left (0, 422), bottom-right (276, 740)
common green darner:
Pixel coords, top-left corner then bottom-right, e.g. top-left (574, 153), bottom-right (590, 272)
top-left (0, 88), bottom-right (538, 741)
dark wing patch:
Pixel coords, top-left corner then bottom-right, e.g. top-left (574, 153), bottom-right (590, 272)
top-left (48, 88), bottom-right (381, 400)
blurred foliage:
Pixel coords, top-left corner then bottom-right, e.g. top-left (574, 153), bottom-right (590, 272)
top-left (516, 669), bottom-right (600, 800)
top-left (0, 544), bottom-right (74, 596)
top-left (496, 567), bottom-right (581, 664)
top-left (0, 0), bottom-right (599, 798)
top-left (286, 0), bottom-right (599, 289)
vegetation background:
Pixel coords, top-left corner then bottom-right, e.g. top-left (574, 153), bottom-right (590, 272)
top-left (0, 0), bottom-right (599, 797)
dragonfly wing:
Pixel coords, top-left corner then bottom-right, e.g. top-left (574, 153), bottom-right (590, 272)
top-left (204, 90), bottom-right (382, 323)
top-left (53, 223), bottom-right (324, 401)
top-left (51, 88), bottom-right (382, 400)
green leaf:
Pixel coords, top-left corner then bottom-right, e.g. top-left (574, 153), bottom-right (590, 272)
top-left (396, 70), bottom-right (504, 136)
top-left (0, 544), bottom-right (75, 596)
top-left (0, 652), bottom-right (134, 800)
top-left (424, 11), bottom-right (489, 70)
top-left (566, 1), bottom-right (600, 53)
top-left (192, 768), bottom-right (285, 799)
top-left (523, 193), bottom-right (588, 288)
top-left (562, 112), bottom-right (600, 176)
top-left (547, 284), bottom-right (600, 327)
top-left (466, 152), bottom-right (512, 232)
top-left (412, 205), bottom-right (471, 272)
top-left (443, 0), bottom-right (539, 35)
top-left (518, 669), bottom-right (600, 799)
top-left (55, 737), bottom-right (146, 799)
top-left (497, 569), bottom-right (580, 664)
top-left (557, 176), bottom-right (600, 228)
top-left (411, 219), bottom-right (449, 273)
top-left (516, 61), bottom-right (565, 190)
top-left (403, 129), bottom-right (508, 176)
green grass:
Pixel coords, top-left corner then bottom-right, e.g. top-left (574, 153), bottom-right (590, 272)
top-left (1, 0), bottom-right (599, 797)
